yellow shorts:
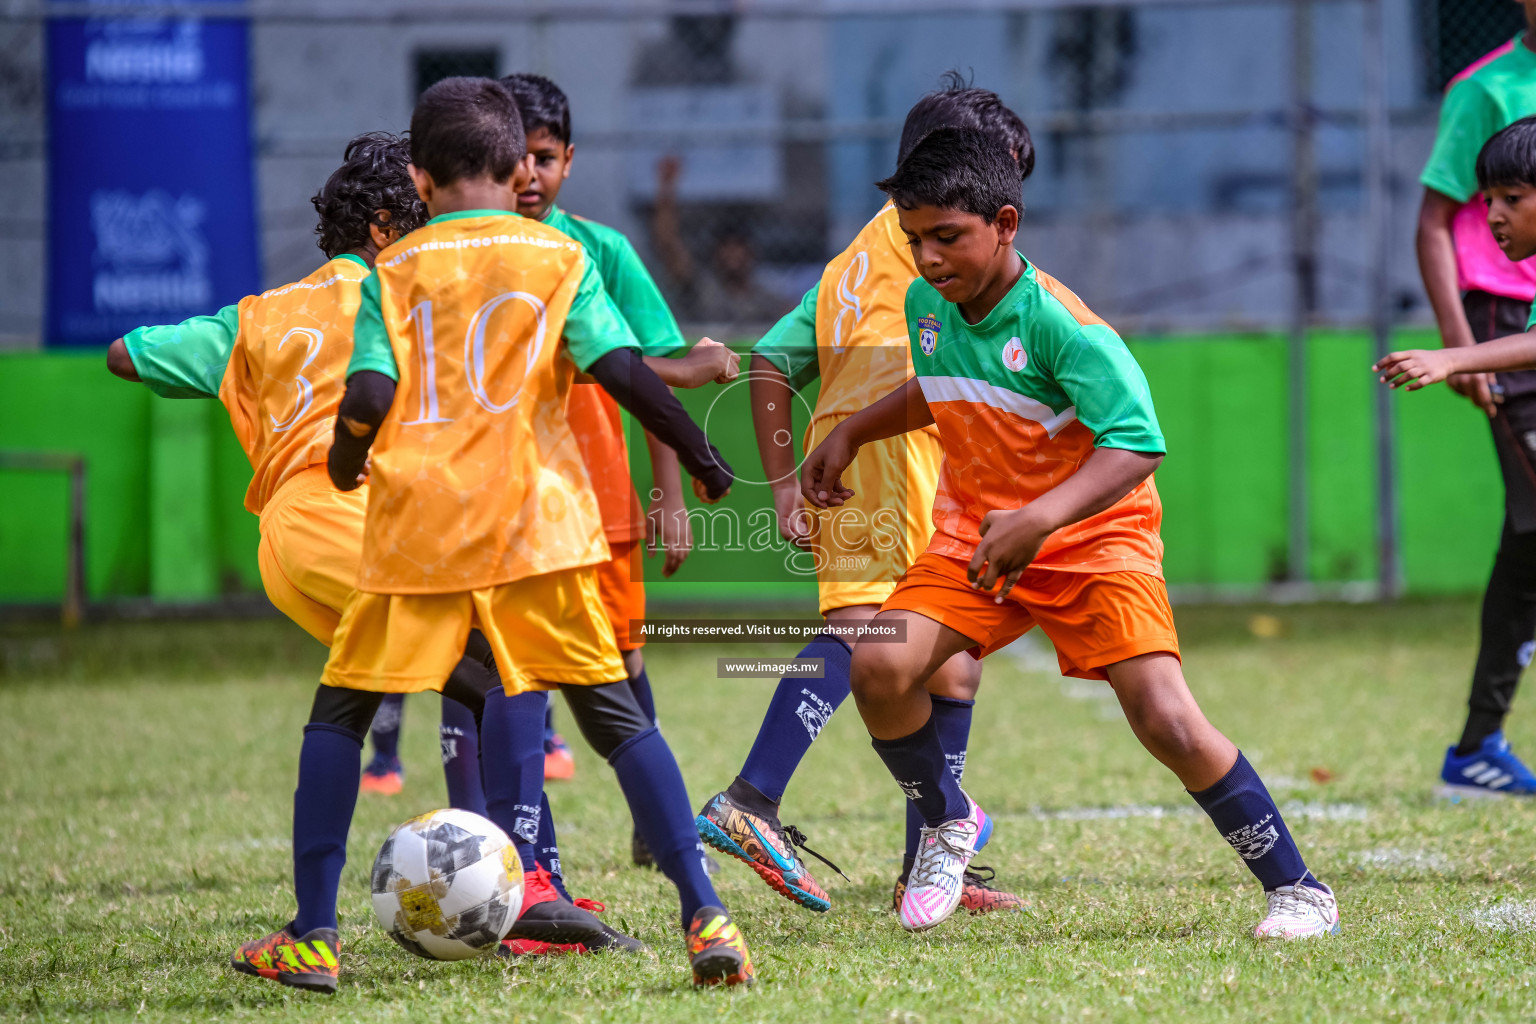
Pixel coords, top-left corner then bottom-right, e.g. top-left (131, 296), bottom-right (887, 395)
top-left (321, 564), bottom-right (628, 695)
top-left (803, 415), bottom-right (943, 616)
top-left (256, 466), bottom-right (367, 646)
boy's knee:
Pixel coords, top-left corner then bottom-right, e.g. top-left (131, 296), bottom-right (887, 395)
top-left (849, 644), bottom-right (910, 705)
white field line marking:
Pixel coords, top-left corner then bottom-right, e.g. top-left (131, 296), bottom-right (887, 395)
top-left (1471, 900), bottom-right (1536, 932)
top-left (1351, 847), bottom-right (1452, 871)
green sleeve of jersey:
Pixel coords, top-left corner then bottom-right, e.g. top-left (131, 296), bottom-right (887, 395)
top-left (564, 254), bottom-right (642, 371)
top-left (603, 235), bottom-right (685, 357)
top-left (1048, 324), bottom-right (1166, 453)
top-left (1421, 77), bottom-right (1501, 202)
top-left (1527, 304), bottom-right (1536, 333)
top-left (122, 303), bottom-right (240, 399)
top-left (346, 271), bottom-right (399, 381)
top-left (752, 284), bottom-right (820, 391)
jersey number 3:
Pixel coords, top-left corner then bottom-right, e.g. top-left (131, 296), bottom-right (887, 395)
top-left (269, 327), bottom-right (324, 432)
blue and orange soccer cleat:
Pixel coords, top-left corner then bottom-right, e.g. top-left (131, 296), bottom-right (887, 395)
top-left (695, 790), bottom-right (842, 912)
top-left (687, 906), bottom-right (753, 987)
top-left (1439, 730), bottom-right (1536, 799)
top-left (231, 926), bottom-right (340, 993)
top-left (544, 733), bottom-right (576, 781)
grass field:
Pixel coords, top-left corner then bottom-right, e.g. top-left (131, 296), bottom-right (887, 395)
top-left (6, 599), bottom-right (1536, 1022)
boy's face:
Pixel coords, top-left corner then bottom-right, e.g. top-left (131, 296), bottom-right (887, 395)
top-left (895, 203), bottom-right (1020, 305)
top-left (516, 128), bottom-right (573, 221)
top-left (1486, 183), bottom-right (1536, 262)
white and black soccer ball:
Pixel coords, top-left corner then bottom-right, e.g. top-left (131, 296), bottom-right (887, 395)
top-left (370, 808), bottom-right (524, 961)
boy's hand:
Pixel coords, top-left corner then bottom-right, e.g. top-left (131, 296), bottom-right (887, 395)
top-left (678, 338), bottom-right (740, 387)
top-left (773, 481), bottom-right (814, 550)
top-left (967, 508), bottom-right (1052, 603)
top-left (646, 486), bottom-right (693, 577)
top-left (1449, 371), bottom-right (1499, 417)
top-left (692, 475), bottom-right (731, 505)
top-left (1373, 348), bottom-right (1458, 392)
top-left (801, 427), bottom-right (858, 509)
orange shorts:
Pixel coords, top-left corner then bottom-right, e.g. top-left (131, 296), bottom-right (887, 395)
top-left (882, 550), bottom-right (1180, 681)
top-left (594, 538), bottom-right (646, 650)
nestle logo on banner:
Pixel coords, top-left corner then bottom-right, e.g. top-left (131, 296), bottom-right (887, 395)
top-left (91, 191), bottom-right (212, 313)
top-left (85, 22), bottom-right (204, 84)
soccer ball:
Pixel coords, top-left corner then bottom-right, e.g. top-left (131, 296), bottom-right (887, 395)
top-left (370, 808), bottom-right (524, 960)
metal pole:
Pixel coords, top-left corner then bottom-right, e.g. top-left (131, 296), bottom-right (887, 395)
top-left (1287, 0), bottom-right (1316, 583)
top-left (65, 457), bottom-right (86, 628)
top-left (1363, 0), bottom-right (1401, 599)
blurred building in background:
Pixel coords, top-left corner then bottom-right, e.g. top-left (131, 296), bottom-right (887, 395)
top-left (0, 0), bottom-right (1526, 346)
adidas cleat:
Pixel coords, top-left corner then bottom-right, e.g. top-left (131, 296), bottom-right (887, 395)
top-left (1439, 731), bottom-right (1536, 800)
top-left (231, 926), bottom-right (340, 993)
top-left (1253, 881), bottom-right (1340, 939)
top-left (695, 790), bottom-right (843, 912)
top-left (687, 906), bottom-right (753, 987)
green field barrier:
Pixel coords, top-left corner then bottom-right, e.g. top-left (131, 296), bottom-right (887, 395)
top-left (0, 330), bottom-right (1504, 607)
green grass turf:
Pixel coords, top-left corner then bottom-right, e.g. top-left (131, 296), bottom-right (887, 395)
top-left (5, 599), bottom-right (1536, 1022)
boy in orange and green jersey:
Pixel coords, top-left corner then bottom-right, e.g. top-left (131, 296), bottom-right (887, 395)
top-left (695, 76), bottom-right (1029, 918)
top-left (325, 78), bottom-right (751, 987)
top-left (435, 75), bottom-right (738, 902)
top-left (107, 133), bottom-right (647, 993)
top-left (803, 127), bottom-right (1338, 940)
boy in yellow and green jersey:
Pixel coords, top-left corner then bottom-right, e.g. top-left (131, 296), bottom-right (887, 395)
top-left (324, 77), bottom-right (752, 988)
top-left (436, 75), bottom-right (738, 910)
top-left (695, 75), bottom-right (1029, 917)
top-left (107, 132), bottom-right (648, 993)
top-left (802, 126), bottom-right (1337, 939)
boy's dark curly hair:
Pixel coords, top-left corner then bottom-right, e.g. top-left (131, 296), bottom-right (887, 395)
top-left (311, 131), bottom-right (427, 259)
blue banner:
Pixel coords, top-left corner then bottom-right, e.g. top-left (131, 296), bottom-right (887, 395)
top-left (46, 6), bottom-right (260, 346)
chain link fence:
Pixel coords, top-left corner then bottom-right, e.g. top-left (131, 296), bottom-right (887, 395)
top-left (0, 0), bottom-right (1469, 348)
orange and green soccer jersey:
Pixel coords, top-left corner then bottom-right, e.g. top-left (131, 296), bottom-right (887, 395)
top-left (122, 253), bottom-right (371, 515)
top-left (122, 255), bottom-right (374, 644)
top-left (545, 204), bottom-right (685, 548)
top-left (345, 209), bottom-right (642, 595)
top-left (753, 202), bottom-right (945, 611)
top-left (905, 257), bottom-right (1167, 574)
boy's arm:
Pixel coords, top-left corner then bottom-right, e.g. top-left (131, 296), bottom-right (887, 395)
top-left (752, 287), bottom-right (821, 542)
top-left (644, 340), bottom-right (739, 388)
top-left (968, 448), bottom-right (1164, 600)
top-left (107, 304), bottom-right (241, 398)
top-left (643, 431), bottom-right (693, 576)
top-left (329, 271), bottom-right (397, 490)
top-left (1376, 329), bottom-right (1536, 389)
top-left (801, 377), bottom-right (933, 509)
top-left (1417, 76), bottom-right (1503, 415)
top-left (565, 257), bottom-right (733, 500)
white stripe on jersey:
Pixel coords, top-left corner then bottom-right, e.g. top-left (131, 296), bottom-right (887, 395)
top-left (916, 375), bottom-right (1078, 438)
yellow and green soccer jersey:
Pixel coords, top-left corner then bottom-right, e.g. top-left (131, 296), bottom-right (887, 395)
top-left (347, 209), bottom-right (641, 594)
top-left (906, 258), bottom-right (1167, 575)
top-left (754, 202), bottom-right (933, 430)
top-left (123, 253), bottom-right (371, 514)
top-left (545, 204), bottom-right (685, 545)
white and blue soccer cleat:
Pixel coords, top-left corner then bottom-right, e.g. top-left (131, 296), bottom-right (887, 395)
top-left (1439, 731), bottom-right (1536, 800)
top-left (1253, 882), bottom-right (1340, 940)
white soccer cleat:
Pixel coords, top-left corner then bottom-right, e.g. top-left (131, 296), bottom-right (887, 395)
top-left (1253, 882), bottom-right (1340, 939)
top-left (897, 792), bottom-right (992, 932)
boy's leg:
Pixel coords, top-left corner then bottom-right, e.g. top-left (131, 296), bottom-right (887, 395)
top-left (1105, 652), bottom-right (1338, 937)
top-left (232, 683), bottom-right (380, 994)
top-left (361, 694), bottom-right (405, 793)
top-left (439, 694), bottom-right (486, 816)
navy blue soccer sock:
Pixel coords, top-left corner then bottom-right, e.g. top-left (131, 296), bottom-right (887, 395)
top-left (905, 695), bottom-right (974, 860)
top-left (738, 631), bottom-right (853, 803)
top-left (1188, 752), bottom-right (1322, 892)
top-left (479, 686), bottom-right (547, 875)
top-left (535, 792), bottom-right (571, 901)
top-left (543, 695), bottom-right (558, 754)
top-left (872, 713), bottom-right (969, 828)
top-left (368, 693), bottom-right (404, 765)
top-left (439, 695), bottom-right (486, 816)
top-left (629, 666), bottom-right (658, 725)
top-left (292, 723), bottom-right (363, 935)
top-left (609, 725), bottom-right (719, 928)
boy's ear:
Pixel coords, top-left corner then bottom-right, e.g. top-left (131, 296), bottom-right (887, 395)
top-left (994, 205), bottom-right (1020, 247)
top-left (562, 143), bottom-right (575, 181)
top-left (407, 164), bottom-right (433, 203)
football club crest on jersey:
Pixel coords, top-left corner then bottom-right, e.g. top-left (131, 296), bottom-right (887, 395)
top-left (1002, 336), bottom-right (1028, 371)
top-left (917, 315), bottom-right (941, 355)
